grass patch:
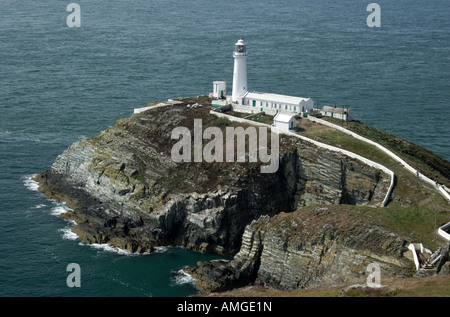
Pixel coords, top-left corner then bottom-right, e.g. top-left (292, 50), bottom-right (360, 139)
top-left (320, 117), bottom-right (450, 188)
top-left (206, 274), bottom-right (450, 297)
top-left (248, 114), bottom-right (274, 125)
top-left (298, 120), bottom-right (449, 212)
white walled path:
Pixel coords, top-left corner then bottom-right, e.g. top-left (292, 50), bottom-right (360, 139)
top-left (132, 102), bottom-right (449, 241)
top-left (132, 100), bottom-right (448, 205)
top-left (210, 111), bottom-right (395, 207)
top-left (306, 116), bottom-right (450, 204)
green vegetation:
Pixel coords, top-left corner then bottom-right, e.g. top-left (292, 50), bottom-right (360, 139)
top-left (248, 113), bottom-right (274, 125)
top-left (208, 274), bottom-right (450, 297)
top-left (321, 117), bottom-right (450, 188)
top-left (211, 110), bottom-right (449, 249)
top-left (295, 118), bottom-right (449, 250)
top-left (93, 99), bottom-right (449, 250)
top-left (48, 96), bottom-right (450, 297)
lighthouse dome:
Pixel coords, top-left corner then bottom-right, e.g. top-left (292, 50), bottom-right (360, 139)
top-left (234, 38), bottom-right (247, 54)
top-left (235, 38), bottom-right (246, 46)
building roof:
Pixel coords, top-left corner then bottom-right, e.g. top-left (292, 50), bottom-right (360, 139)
top-left (244, 91), bottom-right (311, 105)
top-left (322, 106), bottom-right (334, 112)
top-left (274, 112), bottom-right (295, 123)
top-left (322, 106), bottom-right (349, 114)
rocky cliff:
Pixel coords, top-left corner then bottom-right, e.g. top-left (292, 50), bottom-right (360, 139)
top-left (185, 206), bottom-right (414, 292)
top-left (34, 96), bottom-right (397, 289)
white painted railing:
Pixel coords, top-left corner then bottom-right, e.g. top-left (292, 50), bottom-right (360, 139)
top-left (210, 111), bottom-right (395, 207)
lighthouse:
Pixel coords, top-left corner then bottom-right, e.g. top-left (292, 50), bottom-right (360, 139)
top-left (232, 38), bottom-right (248, 103)
top-left (212, 39), bottom-right (314, 116)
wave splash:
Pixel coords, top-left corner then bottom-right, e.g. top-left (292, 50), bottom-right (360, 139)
top-left (23, 174), bottom-right (39, 192)
top-left (172, 269), bottom-right (196, 286)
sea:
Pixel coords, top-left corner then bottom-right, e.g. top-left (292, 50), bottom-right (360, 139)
top-left (1, 0), bottom-right (449, 297)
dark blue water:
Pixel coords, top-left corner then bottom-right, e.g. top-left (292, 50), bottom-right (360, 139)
top-left (1, 0), bottom-right (449, 297)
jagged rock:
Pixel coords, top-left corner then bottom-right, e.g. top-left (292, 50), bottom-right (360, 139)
top-left (187, 207), bottom-right (413, 293)
top-left (184, 216), bottom-right (267, 292)
top-left (34, 98), bottom-right (391, 257)
top-left (437, 243), bottom-right (450, 274)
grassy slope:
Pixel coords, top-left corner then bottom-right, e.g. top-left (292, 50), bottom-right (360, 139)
top-left (206, 274), bottom-right (450, 297)
top-left (298, 118), bottom-right (450, 249)
top-left (212, 109), bottom-right (450, 248)
top-left (201, 111), bottom-right (450, 297)
top-left (319, 117), bottom-right (450, 188)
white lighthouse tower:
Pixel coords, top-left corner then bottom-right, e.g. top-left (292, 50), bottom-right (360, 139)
top-left (232, 38), bottom-right (248, 104)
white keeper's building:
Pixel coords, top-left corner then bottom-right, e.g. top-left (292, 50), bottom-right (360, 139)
top-left (212, 38), bottom-right (314, 116)
top-left (273, 112), bottom-right (297, 131)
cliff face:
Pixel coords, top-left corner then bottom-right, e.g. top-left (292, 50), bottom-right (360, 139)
top-left (185, 207), bottom-right (413, 293)
top-left (34, 98), bottom-right (391, 258)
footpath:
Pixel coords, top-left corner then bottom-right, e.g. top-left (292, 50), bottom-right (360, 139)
top-left (210, 110), bottom-right (395, 207)
top-left (306, 116), bottom-right (450, 204)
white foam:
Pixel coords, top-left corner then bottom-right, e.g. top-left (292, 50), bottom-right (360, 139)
top-left (33, 204), bottom-right (47, 209)
top-left (59, 227), bottom-right (79, 241)
top-left (154, 246), bottom-right (169, 253)
top-left (173, 269), bottom-right (196, 285)
top-left (0, 129), bottom-right (12, 135)
top-left (88, 243), bottom-right (132, 256)
top-left (51, 205), bottom-right (70, 216)
top-left (23, 174), bottom-right (39, 192)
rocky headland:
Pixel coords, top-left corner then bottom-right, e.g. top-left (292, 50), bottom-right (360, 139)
top-left (34, 96), bottom-right (450, 294)
top-left (184, 206), bottom-right (413, 292)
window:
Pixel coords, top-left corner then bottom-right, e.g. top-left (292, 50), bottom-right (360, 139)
top-left (237, 45), bottom-right (246, 53)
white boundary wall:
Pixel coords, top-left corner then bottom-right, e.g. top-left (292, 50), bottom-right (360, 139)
top-left (211, 111), bottom-right (395, 207)
top-left (131, 102), bottom-right (447, 207)
top-left (134, 102), bottom-right (171, 114)
top-left (307, 117), bottom-right (450, 204)
top-left (408, 243), bottom-right (432, 271)
top-left (134, 100), bottom-right (183, 114)
top-left (438, 222), bottom-right (450, 242)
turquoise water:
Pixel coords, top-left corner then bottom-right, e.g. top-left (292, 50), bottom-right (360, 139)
top-left (1, 0), bottom-right (449, 297)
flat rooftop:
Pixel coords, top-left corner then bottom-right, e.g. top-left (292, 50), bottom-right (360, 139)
top-left (244, 91), bottom-right (311, 105)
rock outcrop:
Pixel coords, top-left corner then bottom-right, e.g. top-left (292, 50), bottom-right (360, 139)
top-left (35, 99), bottom-right (390, 256)
top-left (185, 206), bottom-right (413, 293)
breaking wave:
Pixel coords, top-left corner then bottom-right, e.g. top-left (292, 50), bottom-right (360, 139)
top-left (23, 174), bottom-right (39, 192)
top-left (59, 227), bottom-right (78, 241)
top-left (172, 269), bottom-right (196, 285)
top-left (50, 204), bottom-right (71, 216)
top-left (86, 243), bottom-right (132, 256)
top-left (154, 246), bottom-right (169, 253)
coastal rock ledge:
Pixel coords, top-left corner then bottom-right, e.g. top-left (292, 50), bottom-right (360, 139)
top-left (34, 97), bottom-right (400, 290)
top-left (184, 207), bottom-right (413, 293)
